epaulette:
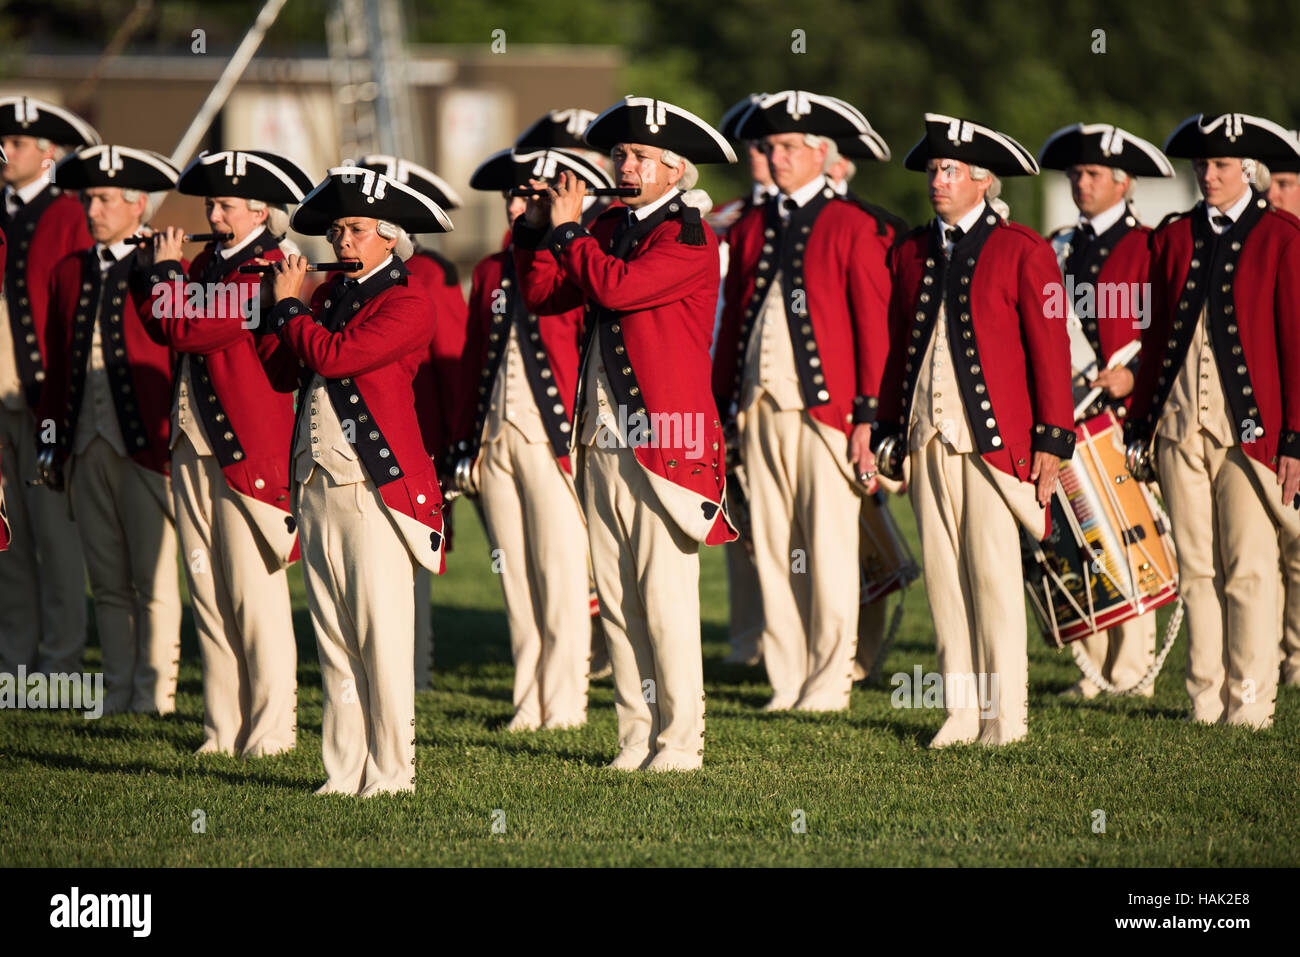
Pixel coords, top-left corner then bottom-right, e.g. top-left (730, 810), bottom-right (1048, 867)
top-left (996, 220), bottom-right (1045, 243)
top-left (676, 204), bottom-right (706, 246)
top-left (844, 196), bottom-right (910, 246)
top-left (1155, 209), bottom-right (1192, 232)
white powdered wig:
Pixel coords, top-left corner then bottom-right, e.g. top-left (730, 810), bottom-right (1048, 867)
top-left (246, 197), bottom-right (291, 237)
top-left (1110, 167), bottom-right (1136, 198)
top-left (679, 188), bottom-right (713, 216)
top-left (970, 165), bottom-right (1009, 218)
top-left (819, 138), bottom-right (858, 181)
top-left (818, 135), bottom-right (838, 173)
top-left (660, 148), bottom-right (698, 190)
top-left (121, 188), bottom-right (166, 226)
top-left (376, 219), bottom-right (414, 260)
top-left (1243, 158), bottom-right (1270, 190)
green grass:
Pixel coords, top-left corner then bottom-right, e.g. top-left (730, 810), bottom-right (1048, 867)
top-left (1, 497), bottom-right (1297, 867)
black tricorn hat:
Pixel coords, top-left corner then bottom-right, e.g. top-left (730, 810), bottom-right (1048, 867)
top-left (735, 91), bottom-right (889, 162)
top-left (290, 167), bottom-right (454, 235)
top-left (903, 113), bottom-right (1039, 176)
top-left (468, 147), bottom-right (613, 192)
top-left (1267, 128), bottom-right (1300, 173)
top-left (53, 145), bottom-right (179, 191)
top-left (1163, 113), bottom-right (1300, 164)
top-left (177, 149), bottom-right (315, 203)
top-left (834, 134), bottom-right (891, 162)
top-left (357, 154), bottom-right (464, 210)
top-left (718, 94), bottom-right (765, 141)
top-left (0, 96), bottom-right (100, 147)
top-left (514, 109), bottom-right (600, 151)
top-left (582, 96), bottom-right (736, 164)
top-left (1038, 123), bottom-right (1175, 177)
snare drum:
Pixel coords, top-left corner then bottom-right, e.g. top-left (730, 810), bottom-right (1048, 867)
top-left (860, 490), bottom-right (921, 605)
top-left (1021, 409), bottom-right (1179, 646)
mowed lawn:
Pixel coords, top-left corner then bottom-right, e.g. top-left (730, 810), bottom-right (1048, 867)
top-left (1, 495), bottom-right (1297, 868)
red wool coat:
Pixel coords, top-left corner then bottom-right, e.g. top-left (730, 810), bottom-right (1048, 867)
top-left (1049, 212), bottom-right (1151, 368)
top-left (406, 248), bottom-right (469, 461)
top-left (266, 261), bottom-right (447, 573)
top-left (712, 185), bottom-right (892, 432)
top-left (458, 249), bottom-right (583, 470)
top-left (0, 224), bottom-right (7, 549)
top-left (145, 234), bottom-right (300, 561)
top-left (42, 247), bottom-right (177, 474)
top-left (2, 186), bottom-right (93, 409)
top-left (878, 209), bottom-right (1077, 485)
top-left (513, 195), bottom-right (737, 546)
top-left (1128, 195), bottom-right (1300, 472)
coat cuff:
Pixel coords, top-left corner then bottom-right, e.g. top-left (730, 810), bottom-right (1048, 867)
top-left (1031, 421), bottom-right (1077, 459)
top-left (512, 219), bottom-right (548, 251)
top-left (268, 298), bottom-right (309, 336)
top-left (850, 395), bottom-right (878, 425)
top-left (1280, 429), bottom-right (1300, 460)
top-left (146, 259), bottom-right (185, 287)
top-left (547, 221), bottom-right (590, 258)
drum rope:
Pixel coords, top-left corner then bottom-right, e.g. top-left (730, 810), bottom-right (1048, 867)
top-left (1069, 597), bottom-right (1184, 696)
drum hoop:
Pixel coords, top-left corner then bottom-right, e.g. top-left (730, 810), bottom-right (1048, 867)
top-left (1024, 531), bottom-right (1096, 646)
top-left (1050, 480), bottom-right (1105, 629)
top-left (1079, 421), bottom-right (1180, 598)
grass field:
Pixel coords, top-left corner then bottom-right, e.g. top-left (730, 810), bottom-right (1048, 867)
top-left (2, 496), bottom-right (1297, 867)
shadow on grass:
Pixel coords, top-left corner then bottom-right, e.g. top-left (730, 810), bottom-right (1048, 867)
top-left (5, 744), bottom-right (309, 791)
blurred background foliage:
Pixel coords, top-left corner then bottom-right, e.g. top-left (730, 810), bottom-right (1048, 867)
top-left (4, 0), bottom-right (1299, 227)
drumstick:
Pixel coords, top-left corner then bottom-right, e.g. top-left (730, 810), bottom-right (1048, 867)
top-left (237, 260), bottom-right (363, 275)
top-left (1073, 339), bottom-right (1141, 421)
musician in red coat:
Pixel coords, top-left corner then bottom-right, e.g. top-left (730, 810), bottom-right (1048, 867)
top-left (452, 147), bottom-right (609, 731)
top-left (875, 114), bottom-right (1075, 747)
top-left (40, 145), bottom-right (183, 715)
top-left (1038, 123), bottom-right (1177, 700)
top-left (0, 195), bottom-right (7, 552)
top-left (514, 96), bottom-right (738, 771)
top-left (824, 128), bottom-right (915, 686)
top-left (146, 148), bottom-right (313, 755)
top-left (263, 166), bottom-right (453, 796)
top-left (708, 94), bottom-right (775, 670)
top-left (1265, 147), bottom-right (1300, 688)
top-left (0, 97), bottom-right (97, 676)
top-left (712, 90), bottom-right (891, 712)
top-left (1126, 113), bottom-right (1300, 728)
top-left (360, 153), bottom-right (468, 690)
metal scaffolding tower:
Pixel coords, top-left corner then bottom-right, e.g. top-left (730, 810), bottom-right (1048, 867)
top-left (326, 0), bottom-right (418, 164)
